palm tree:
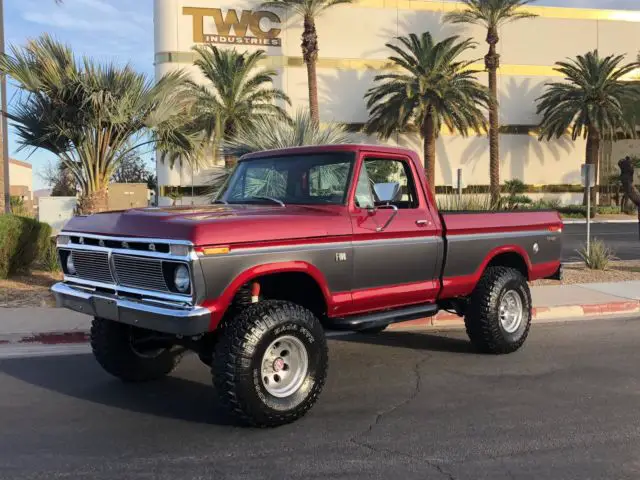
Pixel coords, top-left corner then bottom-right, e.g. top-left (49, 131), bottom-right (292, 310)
top-left (536, 50), bottom-right (640, 205)
top-left (364, 32), bottom-right (490, 196)
top-left (0, 34), bottom-right (197, 214)
top-left (206, 108), bottom-right (356, 197)
top-left (186, 45), bottom-right (290, 169)
top-left (261, 0), bottom-right (352, 125)
top-left (444, 0), bottom-right (537, 206)
top-left (223, 107), bottom-right (354, 157)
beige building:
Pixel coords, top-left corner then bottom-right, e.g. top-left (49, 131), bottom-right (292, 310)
top-left (153, 0), bottom-right (640, 205)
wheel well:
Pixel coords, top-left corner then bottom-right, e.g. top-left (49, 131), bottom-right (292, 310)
top-left (231, 272), bottom-right (328, 321)
top-left (486, 252), bottom-right (529, 280)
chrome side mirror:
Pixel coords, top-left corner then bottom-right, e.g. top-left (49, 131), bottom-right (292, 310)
top-left (373, 182), bottom-right (400, 203)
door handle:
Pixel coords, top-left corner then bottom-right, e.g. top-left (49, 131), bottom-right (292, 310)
top-left (416, 219), bottom-right (430, 226)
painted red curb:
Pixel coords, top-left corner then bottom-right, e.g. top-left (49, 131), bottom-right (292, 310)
top-left (0, 300), bottom-right (638, 345)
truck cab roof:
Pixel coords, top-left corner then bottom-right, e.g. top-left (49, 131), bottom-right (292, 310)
top-left (239, 144), bottom-right (419, 162)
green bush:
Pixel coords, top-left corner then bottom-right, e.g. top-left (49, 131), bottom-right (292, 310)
top-left (0, 215), bottom-right (54, 279)
top-left (578, 240), bottom-right (616, 270)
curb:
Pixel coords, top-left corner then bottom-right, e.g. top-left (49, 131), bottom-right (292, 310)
top-left (388, 300), bottom-right (640, 331)
top-left (1, 300), bottom-right (639, 346)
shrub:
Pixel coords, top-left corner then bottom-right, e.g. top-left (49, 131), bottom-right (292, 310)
top-left (577, 240), bottom-right (616, 270)
top-left (437, 191), bottom-right (494, 211)
top-left (39, 236), bottom-right (61, 272)
top-left (0, 215), bottom-right (53, 279)
top-left (503, 179), bottom-right (527, 196)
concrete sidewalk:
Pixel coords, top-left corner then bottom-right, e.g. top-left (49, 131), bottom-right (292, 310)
top-left (1, 281), bottom-right (640, 344)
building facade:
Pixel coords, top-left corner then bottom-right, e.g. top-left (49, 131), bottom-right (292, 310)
top-left (153, 0), bottom-right (640, 205)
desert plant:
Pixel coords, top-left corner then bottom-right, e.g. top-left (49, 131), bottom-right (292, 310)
top-left (537, 51), bottom-right (640, 206)
top-left (364, 32), bottom-right (490, 196)
top-left (437, 191), bottom-right (494, 211)
top-left (0, 34), bottom-right (196, 214)
top-left (577, 239), bottom-right (616, 270)
top-left (444, 0), bottom-right (538, 205)
top-left (261, 0), bottom-right (353, 125)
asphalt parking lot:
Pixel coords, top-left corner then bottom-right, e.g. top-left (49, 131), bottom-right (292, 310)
top-left (562, 223), bottom-right (640, 261)
top-left (2, 318), bottom-right (640, 479)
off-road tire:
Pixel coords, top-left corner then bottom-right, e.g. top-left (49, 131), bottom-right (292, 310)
top-left (213, 300), bottom-right (328, 428)
top-left (464, 267), bottom-right (532, 354)
top-left (90, 317), bottom-right (181, 382)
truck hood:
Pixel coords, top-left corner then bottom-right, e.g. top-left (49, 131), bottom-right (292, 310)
top-left (61, 204), bottom-right (352, 246)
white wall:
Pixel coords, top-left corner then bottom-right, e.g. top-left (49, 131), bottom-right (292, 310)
top-left (154, 0), bottom-right (640, 194)
top-left (9, 162), bottom-right (33, 199)
top-left (38, 197), bottom-right (77, 233)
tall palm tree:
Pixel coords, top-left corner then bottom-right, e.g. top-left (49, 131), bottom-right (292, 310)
top-left (444, 0), bottom-right (537, 206)
top-left (186, 45), bottom-right (290, 168)
top-left (0, 34), bottom-right (197, 214)
top-left (536, 50), bottom-right (640, 205)
top-left (364, 32), bottom-right (490, 196)
top-left (261, 0), bottom-right (352, 125)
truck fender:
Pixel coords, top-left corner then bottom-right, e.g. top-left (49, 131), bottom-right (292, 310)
top-left (478, 245), bottom-right (532, 280)
top-left (203, 261), bottom-right (333, 331)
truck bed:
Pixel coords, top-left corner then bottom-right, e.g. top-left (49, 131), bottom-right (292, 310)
top-left (438, 210), bottom-right (563, 299)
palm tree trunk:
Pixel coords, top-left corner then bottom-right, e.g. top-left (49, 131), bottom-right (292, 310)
top-left (77, 188), bottom-right (109, 215)
top-left (302, 15), bottom-right (319, 126)
top-left (583, 127), bottom-right (601, 207)
top-left (422, 113), bottom-right (436, 197)
top-left (485, 28), bottom-right (501, 207)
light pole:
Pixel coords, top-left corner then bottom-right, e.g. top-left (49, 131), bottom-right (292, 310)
top-left (0, 0), bottom-right (10, 213)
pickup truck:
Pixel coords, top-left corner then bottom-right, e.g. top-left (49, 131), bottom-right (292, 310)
top-left (52, 144), bottom-right (563, 427)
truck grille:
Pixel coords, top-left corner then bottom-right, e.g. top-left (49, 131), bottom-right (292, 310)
top-left (70, 250), bottom-right (115, 284)
top-left (113, 254), bottom-right (169, 293)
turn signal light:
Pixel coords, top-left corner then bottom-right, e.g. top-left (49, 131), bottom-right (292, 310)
top-left (199, 246), bottom-right (230, 256)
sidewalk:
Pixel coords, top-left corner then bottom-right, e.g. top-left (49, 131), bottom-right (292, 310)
top-left (1, 281), bottom-right (640, 345)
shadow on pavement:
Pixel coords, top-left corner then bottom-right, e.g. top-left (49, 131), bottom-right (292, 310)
top-left (332, 330), bottom-right (477, 354)
top-left (0, 353), bottom-right (236, 426)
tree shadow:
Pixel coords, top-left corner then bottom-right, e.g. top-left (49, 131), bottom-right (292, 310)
top-left (0, 353), bottom-right (237, 426)
top-left (331, 330), bottom-right (477, 355)
top-left (362, 11), bottom-right (471, 60)
top-left (319, 69), bottom-right (377, 123)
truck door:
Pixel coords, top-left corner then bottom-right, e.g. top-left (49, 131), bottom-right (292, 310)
top-left (348, 152), bottom-right (442, 313)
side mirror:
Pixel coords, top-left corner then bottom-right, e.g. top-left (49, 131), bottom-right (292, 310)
top-left (373, 182), bottom-right (400, 203)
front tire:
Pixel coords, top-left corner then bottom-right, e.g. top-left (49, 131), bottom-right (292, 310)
top-left (90, 317), bottom-right (181, 382)
top-left (213, 300), bottom-right (328, 427)
top-left (464, 267), bottom-right (532, 354)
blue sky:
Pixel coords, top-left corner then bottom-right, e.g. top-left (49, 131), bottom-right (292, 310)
top-left (4, 0), bottom-right (639, 190)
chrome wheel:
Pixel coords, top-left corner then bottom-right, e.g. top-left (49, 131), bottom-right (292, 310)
top-left (499, 290), bottom-right (523, 333)
top-left (261, 335), bottom-right (309, 398)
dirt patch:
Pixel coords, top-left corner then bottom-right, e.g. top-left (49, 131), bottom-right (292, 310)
top-left (531, 260), bottom-right (640, 286)
top-left (0, 270), bottom-right (62, 308)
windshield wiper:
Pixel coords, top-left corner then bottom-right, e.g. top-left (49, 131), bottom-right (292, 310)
top-left (212, 199), bottom-right (228, 205)
top-left (249, 196), bottom-right (286, 207)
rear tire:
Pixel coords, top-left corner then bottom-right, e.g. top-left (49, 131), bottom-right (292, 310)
top-left (212, 300), bottom-right (328, 427)
top-left (90, 317), bottom-right (181, 382)
top-left (464, 267), bottom-right (532, 354)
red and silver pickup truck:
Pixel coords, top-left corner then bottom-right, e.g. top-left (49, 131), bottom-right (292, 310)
top-left (52, 144), bottom-right (563, 427)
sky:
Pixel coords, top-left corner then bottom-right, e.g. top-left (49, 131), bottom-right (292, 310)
top-left (4, 0), bottom-right (639, 191)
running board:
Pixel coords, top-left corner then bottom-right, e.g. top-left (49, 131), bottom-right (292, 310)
top-left (325, 303), bottom-right (439, 331)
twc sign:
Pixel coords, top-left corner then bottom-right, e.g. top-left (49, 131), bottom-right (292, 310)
top-left (183, 7), bottom-right (282, 47)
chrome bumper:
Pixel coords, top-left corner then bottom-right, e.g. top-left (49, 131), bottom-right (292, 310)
top-left (51, 282), bottom-right (211, 336)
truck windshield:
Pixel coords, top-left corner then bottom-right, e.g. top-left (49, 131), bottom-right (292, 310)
top-left (219, 152), bottom-right (355, 206)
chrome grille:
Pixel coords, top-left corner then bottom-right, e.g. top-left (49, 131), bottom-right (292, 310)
top-left (113, 254), bottom-right (170, 293)
top-left (70, 250), bottom-right (114, 284)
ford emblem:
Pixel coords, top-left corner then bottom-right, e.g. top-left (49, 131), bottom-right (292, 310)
top-left (122, 242), bottom-right (129, 249)
top-left (99, 239), bottom-right (105, 247)
top-left (149, 244), bottom-right (156, 252)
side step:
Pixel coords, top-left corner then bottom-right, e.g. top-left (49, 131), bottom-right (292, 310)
top-left (325, 303), bottom-right (439, 332)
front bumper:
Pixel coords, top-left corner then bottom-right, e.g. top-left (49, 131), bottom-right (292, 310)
top-left (51, 282), bottom-right (211, 336)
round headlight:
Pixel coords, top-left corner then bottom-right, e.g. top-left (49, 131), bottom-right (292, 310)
top-left (174, 265), bottom-right (190, 293)
top-left (66, 254), bottom-right (76, 275)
